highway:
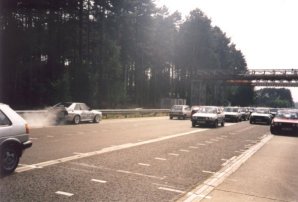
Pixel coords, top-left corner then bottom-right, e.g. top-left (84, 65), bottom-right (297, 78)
top-left (0, 117), bottom-right (275, 201)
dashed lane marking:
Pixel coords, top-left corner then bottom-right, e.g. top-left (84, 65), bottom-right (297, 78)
top-left (158, 187), bottom-right (186, 194)
top-left (179, 149), bottom-right (190, 152)
top-left (202, 170), bottom-right (216, 174)
top-left (138, 163), bottom-right (151, 166)
top-left (55, 191), bottom-right (74, 197)
top-left (168, 153), bottom-right (179, 156)
top-left (17, 128), bottom-right (211, 173)
top-left (91, 179), bottom-right (107, 183)
top-left (189, 146), bottom-right (198, 149)
top-left (155, 157), bottom-right (167, 161)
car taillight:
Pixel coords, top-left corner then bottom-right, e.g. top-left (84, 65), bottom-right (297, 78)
top-left (25, 124), bottom-right (30, 134)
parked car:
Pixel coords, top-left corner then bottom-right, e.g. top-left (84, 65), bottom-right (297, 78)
top-left (249, 107), bottom-right (272, 125)
top-left (0, 103), bottom-right (32, 175)
top-left (48, 102), bottom-right (102, 124)
top-left (169, 105), bottom-right (191, 120)
top-left (223, 107), bottom-right (242, 122)
top-left (191, 106), bottom-right (225, 128)
top-left (270, 109), bottom-right (298, 135)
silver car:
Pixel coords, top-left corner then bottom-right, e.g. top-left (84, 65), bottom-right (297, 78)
top-left (49, 102), bottom-right (102, 124)
top-left (0, 103), bottom-right (32, 175)
top-left (192, 106), bottom-right (225, 128)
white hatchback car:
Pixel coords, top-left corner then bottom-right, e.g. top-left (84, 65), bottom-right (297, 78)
top-left (0, 103), bottom-right (32, 175)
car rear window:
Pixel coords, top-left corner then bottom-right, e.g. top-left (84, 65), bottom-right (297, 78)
top-left (172, 105), bottom-right (183, 110)
top-left (0, 110), bottom-right (12, 126)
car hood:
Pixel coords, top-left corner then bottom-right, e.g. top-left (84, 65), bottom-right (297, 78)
top-left (193, 112), bottom-right (217, 118)
top-left (224, 112), bottom-right (239, 116)
top-left (273, 118), bottom-right (298, 124)
top-left (251, 112), bottom-right (271, 117)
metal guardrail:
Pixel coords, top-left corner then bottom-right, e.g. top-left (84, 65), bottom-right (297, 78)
top-left (16, 109), bottom-right (170, 119)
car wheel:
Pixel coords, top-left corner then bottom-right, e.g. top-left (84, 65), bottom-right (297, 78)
top-left (93, 115), bottom-right (100, 123)
top-left (1, 144), bottom-right (20, 175)
top-left (73, 115), bottom-right (80, 124)
top-left (213, 120), bottom-right (218, 128)
top-left (221, 120), bottom-right (225, 127)
top-left (183, 115), bottom-right (186, 120)
top-left (249, 119), bottom-right (253, 124)
top-left (169, 116), bottom-right (173, 120)
top-left (192, 122), bottom-right (196, 127)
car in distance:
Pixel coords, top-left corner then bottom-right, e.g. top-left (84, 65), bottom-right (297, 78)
top-left (169, 105), bottom-right (191, 120)
top-left (191, 106), bottom-right (225, 128)
top-left (270, 109), bottom-right (298, 135)
top-left (223, 107), bottom-right (242, 122)
top-left (240, 107), bottom-right (250, 121)
top-left (0, 103), bottom-right (32, 175)
top-left (48, 102), bottom-right (102, 124)
top-left (249, 107), bottom-right (272, 125)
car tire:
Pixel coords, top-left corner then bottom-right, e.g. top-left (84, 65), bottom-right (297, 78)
top-left (250, 119), bottom-right (253, 124)
top-left (192, 122), bottom-right (196, 128)
top-left (221, 120), bottom-right (225, 127)
top-left (93, 115), bottom-right (100, 123)
top-left (1, 144), bottom-right (20, 175)
top-left (169, 116), bottom-right (173, 120)
top-left (213, 120), bottom-right (218, 128)
top-left (73, 115), bottom-right (80, 124)
top-left (183, 115), bottom-right (186, 120)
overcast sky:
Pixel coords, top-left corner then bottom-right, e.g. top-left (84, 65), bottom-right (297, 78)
top-left (155, 0), bottom-right (298, 102)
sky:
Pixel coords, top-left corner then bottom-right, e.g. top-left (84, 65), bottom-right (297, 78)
top-left (154, 0), bottom-right (298, 102)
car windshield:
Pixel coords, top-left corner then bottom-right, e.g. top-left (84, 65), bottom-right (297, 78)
top-left (276, 111), bottom-right (298, 119)
top-left (254, 108), bottom-right (270, 114)
top-left (198, 107), bottom-right (217, 114)
top-left (53, 102), bottom-right (72, 108)
top-left (171, 105), bottom-right (183, 110)
top-left (224, 107), bottom-right (239, 112)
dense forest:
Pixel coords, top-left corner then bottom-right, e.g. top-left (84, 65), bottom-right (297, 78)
top-left (1, 0), bottom-right (255, 108)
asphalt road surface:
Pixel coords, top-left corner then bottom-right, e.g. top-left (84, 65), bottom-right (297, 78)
top-left (0, 117), bottom-right (272, 201)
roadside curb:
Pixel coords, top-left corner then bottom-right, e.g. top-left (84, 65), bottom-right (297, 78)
top-left (178, 133), bottom-right (273, 202)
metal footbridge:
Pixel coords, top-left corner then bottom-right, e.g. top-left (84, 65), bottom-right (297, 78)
top-left (195, 69), bottom-right (298, 87)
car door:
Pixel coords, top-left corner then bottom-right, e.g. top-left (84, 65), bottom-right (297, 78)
top-left (80, 103), bottom-right (92, 121)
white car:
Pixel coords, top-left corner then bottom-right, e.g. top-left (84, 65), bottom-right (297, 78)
top-left (192, 106), bottom-right (225, 128)
top-left (250, 107), bottom-right (272, 125)
top-left (0, 103), bottom-right (32, 175)
top-left (49, 102), bottom-right (102, 124)
top-left (224, 107), bottom-right (242, 122)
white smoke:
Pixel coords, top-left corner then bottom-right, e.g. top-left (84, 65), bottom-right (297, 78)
top-left (21, 109), bottom-right (58, 128)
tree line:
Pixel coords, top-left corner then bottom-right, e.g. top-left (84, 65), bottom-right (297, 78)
top-left (1, 0), bottom-right (253, 108)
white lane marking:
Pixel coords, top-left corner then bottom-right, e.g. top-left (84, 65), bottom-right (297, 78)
top-left (189, 146), bottom-right (198, 149)
top-left (29, 137), bottom-right (38, 140)
top-left (138, 163), bottom-right (151, 166)
top-left (73, 152), bottom-right (84, 155)
top-left (91, 179), bottom-right (107, 183)
top-left (158, 187), bottom-right (186, 194)
top-left (47, 135), bottom-right (54, 138)
top-left (210, 139), bottom-right (219, 142)
top-left (155, 157), bottom-right (167, 161)
top-left (117, 170), bottom-right (165, 180)
top-left (55, 191), bottom-right (74, 197)
top-left (17, 125), bottom-right (238, 173)
top-left (202, 170), bottom-right (216, 174)
top-left (117, 170), bottom-right (131, 174)
top-left (205, 141), bottom-right (213, 144)
top-left (180, 134), bottom-right (273, 202)
top-left (197, 143), bottom-right (206, 146)
top-left (168, 153), bottom-right (179, 156)
top-left (179, 149), bottom-right (190, 152)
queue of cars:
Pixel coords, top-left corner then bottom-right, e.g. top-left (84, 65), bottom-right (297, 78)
top-left (169, 104), bottom-right (298, 135)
